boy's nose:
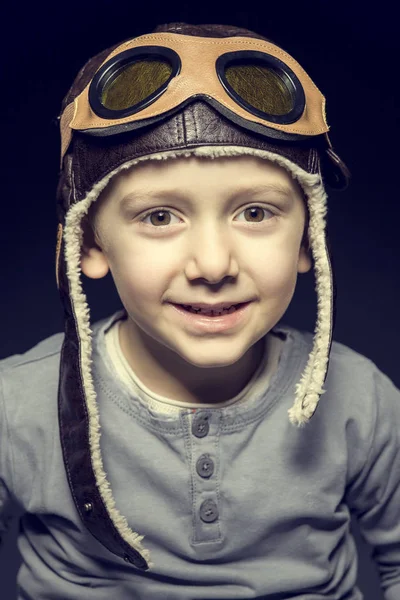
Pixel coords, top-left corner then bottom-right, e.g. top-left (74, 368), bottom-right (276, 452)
top-left (184, 231), bottom-right (239, 282)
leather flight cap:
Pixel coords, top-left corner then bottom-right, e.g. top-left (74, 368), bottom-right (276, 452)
top-left (57, 22), bottom-right (350, 213)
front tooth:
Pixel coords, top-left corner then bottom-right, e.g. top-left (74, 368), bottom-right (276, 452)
top-left (185, 305), bottom-right (236, 315)
top-left (185, 305), bottom-right (200, 313)
top-left (201, 307), bottom-right (230, 315)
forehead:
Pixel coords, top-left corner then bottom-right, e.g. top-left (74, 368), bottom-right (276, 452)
top-left (98, 154), bottom-right (305, 209)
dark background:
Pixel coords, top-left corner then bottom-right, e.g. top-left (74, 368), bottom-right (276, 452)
top-left (0, 1), bottom-right (398, 598)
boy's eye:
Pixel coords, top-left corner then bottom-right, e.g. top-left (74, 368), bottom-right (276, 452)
top-left (139, 205), bottom-right (276, 227)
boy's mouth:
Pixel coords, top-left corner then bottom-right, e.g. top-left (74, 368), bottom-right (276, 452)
top-left (175, 303), bottom-right (246, 316)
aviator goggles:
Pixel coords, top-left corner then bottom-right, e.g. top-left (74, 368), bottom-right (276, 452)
top-left (60, 32), bottom-right (331, 163)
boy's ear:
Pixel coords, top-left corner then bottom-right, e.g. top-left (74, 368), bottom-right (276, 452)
top-left (297, 215), bottom-right (312, 274)
top-left (80, 216), bottom-right (110, 279)
top-left (297, 243), bottom-right (312, 274)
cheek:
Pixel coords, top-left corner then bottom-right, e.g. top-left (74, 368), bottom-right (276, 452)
top-left (257, 259), bottom-right (298, 303)
top-left (106, 240), bottom-right (176, 306)
top-left (250, 233), bottom-right (302, 294)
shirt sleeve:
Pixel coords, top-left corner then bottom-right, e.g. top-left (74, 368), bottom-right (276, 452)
top-left (345, 366), bottom-right (400, 600)
top-left (0, 369), bottom-right (22, 551)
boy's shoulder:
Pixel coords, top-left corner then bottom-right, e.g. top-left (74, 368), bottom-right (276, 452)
top-left (284, 324), bottom-right (388, 397)
top-left (0, 312), bottom-right (116, 377)
top-left (0, 331), bottom-right (65, 417)
top-left (288, 325), bottom-right (396, 407)
top-left (0, 316), bottom-right (114, 444)
top-left (284, 324), bottom-right (376, 369)
top-left (0, 330), bottom-right (64, 373)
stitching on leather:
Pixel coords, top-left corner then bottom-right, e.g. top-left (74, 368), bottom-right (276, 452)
top-left (307, 148), bottom-right (313, 172)
top-left (307, 148), bottom-right (312, 173)
top-left (119, 34), bottom-right (300, 61)
top-left (72, 147), bottom-right (81, 203)
top-left (184, 103), bottom-right (197, 142)
top-left (71, 158), bottom-right (77, 205)
top-left (311, 148), bottom-right (318, 174)
top-left (181, 107), bottom-right (187, 143)
top-left (178, 110), bottom-right (184, 144)
top-left (193, 104), bottom-right (198, 141)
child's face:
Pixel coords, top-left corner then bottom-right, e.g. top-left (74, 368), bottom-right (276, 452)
top-left (82, 155), bottom-right (311, 378)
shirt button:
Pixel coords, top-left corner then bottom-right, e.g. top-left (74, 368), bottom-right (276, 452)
top-left (196, 454), bottom-right (214, 478)
top-left (200, 499), bottom-right (219, 523)
top-left (192, 413), bottom-right (210, 438)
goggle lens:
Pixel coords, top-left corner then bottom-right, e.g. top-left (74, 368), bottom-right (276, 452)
top-left (224, 62), bottom-right (293, 116)
top-left (101, 58), bottom-right (173, 111)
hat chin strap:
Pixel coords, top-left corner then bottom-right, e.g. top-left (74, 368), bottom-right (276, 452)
top-left (60, 145), bottom-right (333, 568)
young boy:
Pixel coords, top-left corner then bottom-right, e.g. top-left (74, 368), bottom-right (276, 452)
top-left (1, 21), bottom-right (399, 600)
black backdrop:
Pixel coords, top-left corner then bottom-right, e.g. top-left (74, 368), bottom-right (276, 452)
top-left (0, 1), bottom-right (399, 598)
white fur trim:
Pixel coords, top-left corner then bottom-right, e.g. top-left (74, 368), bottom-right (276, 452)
top-left (63, 145), bottom-right (333, 567)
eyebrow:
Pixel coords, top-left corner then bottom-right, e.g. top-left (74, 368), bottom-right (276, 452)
top-left (119, 183), bottom-right (295, 210)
